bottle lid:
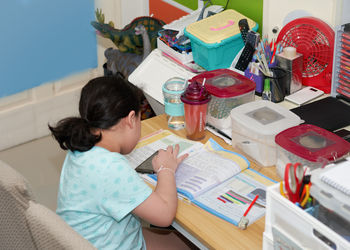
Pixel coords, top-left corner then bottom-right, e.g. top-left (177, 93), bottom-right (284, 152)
top-left (180, 80), bottom-right (211, 105)
top-left (264, 78), bottom-right (270, 91)
top-left (162, 77), bottom-right (186, 95)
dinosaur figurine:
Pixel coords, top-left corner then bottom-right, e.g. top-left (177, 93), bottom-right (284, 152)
top-left (91, 8), bottom-right (165, 55)
top-left (104, 24), bottom-right (152, 79)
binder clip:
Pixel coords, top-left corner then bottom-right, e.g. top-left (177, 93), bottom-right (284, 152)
top-left (238, 216), bottom-right (249, 230)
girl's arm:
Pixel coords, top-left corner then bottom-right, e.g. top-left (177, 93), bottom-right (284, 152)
top-left (132, 144), bottom-right (187, 227)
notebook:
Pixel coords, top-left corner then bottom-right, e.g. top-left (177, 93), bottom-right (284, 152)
top-left (320, 158), bottom-right (350, 196)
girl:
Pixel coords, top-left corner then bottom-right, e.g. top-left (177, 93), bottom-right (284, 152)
top-left (49, 76), bottom-right (193, 249)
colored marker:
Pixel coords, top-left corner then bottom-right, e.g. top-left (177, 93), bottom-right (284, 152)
top-left (243, 195), bottom-right (259, 217)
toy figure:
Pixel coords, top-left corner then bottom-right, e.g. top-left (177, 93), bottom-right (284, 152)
top-left (91, 9), bottom-right (165, 55)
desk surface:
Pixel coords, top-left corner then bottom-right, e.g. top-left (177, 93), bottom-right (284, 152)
top-left (141, 114), bottom-right (282, 249)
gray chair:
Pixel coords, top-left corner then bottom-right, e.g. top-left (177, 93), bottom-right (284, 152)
top-left (0, 160), bottom-right (96, 250)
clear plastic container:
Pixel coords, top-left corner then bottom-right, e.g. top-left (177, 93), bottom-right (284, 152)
top-left (230, 100), bottom-right (301, 167)
top-left (162, 77), bottom-right (186, 130)
top-left (191, 69), bottom-right (256, 129)
top-left (310, 163), bottom-right (350, 224)
top-left (310, 162), bottom-right (350, 242)
top-left (275, 124), bottom-right (350, 178)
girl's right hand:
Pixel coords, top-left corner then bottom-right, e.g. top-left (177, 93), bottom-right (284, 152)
top-left (152, 144), bottom-right (188, 173)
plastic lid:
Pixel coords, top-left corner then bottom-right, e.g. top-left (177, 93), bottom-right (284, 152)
top-left (186, 9), bottom-right (256, 44)
top-left (191, 69), bottom-right (255, 98)
top-left (162, 77), bottom-right (186, 95)
top-left (230, 100), bottom-right (301, 135)
top-left (275, 124), bottom-right (350, 162)
top-left (180, 81), bottom-right (211, 105)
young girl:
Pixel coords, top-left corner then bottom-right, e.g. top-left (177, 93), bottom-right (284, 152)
top-left (49, 76), bottom-right (193, 249)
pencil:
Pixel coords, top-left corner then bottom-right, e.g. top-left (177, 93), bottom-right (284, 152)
top-left (270, 46), bottom-right (277, 64)
top-left (243, 194), bottom-right (259, 217)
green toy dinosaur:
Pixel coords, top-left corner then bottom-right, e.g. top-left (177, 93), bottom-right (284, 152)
top-left (91, 9), bottom-right (165, 55)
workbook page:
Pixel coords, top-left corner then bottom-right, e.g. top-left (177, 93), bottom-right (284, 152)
top-left (175, 138), bottom-right (249, 199)
top-left (126, 130), bottom-right (202, 169)
top-left (193, 168), bottom-right (276, 226)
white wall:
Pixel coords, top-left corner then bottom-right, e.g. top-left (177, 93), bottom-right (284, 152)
top-left (0, 0), bottom-right (148, 151)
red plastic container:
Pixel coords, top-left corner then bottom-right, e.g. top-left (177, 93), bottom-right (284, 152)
top-left (191, 69), bottom-right (255, 129)
top-left (275, 124), bottom-right (350, 178)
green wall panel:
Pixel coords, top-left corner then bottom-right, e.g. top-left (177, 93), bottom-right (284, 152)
top-left (173, 0), bottom-right (198, 10)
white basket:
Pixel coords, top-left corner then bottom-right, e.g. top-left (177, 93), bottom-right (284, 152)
top-left (157, 38), bottom-right (193, 64)
top-left (264, 183), bottom-right (350, 249)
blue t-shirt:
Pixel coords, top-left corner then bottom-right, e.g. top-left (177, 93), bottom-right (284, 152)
top-left (56, 146), bottom-right (152, 250)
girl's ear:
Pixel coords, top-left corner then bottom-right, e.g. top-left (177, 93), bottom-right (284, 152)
top-left (125, 110), bottom-right (136, 128)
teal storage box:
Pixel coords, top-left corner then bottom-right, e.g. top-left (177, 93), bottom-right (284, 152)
top-left (185, 9), bottom-right (258, 71)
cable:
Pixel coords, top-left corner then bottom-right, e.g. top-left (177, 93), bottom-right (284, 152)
top-left (224, 0), bottom-right (230, 10)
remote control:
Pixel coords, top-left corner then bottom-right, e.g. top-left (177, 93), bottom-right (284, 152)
top-left (238, 19), bottom-right (250, 44)
top-left (235, 43), bottom-right (256, 71)
top-left (245, 30), bottom-right (260, 48)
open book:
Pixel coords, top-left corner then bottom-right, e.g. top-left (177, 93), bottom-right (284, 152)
top-left (126, 130), bottom-right (276, 227)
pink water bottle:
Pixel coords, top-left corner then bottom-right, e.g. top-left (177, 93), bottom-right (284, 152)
top-left (181, 81), bottom-right (211, 141)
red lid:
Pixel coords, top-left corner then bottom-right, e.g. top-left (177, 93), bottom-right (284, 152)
top-left (275, 124), bottom-right (350, 162)
top-left (180, 81), bottom-right (211, 105)
top-left (191, 69), bottom-right (256, 98)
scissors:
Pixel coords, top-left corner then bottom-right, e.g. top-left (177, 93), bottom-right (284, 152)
top-left (284, 163), bottom-right (304, 203)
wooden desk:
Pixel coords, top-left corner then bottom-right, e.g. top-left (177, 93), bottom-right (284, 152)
top-left (141, 114), bottom-right (282, 249)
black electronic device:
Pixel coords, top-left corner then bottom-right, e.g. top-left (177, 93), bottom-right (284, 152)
top-left (245, 30), bottom-right (260, 48)
top-left (291, 96), bottom-right (350, 132)
top-left (235, 43), bottom-right (255, 71)
top-left (235, 31), bottom-right (259, 71)
top-left (238, 19), bottom-right (250, 44)
top-left (135, 151), bottom-right (157, 174)
top-left (334, 129), bottom-right (350, 142)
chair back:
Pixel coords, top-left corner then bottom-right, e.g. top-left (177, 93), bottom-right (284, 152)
top-left (0, 160), bottom-right (96, 250)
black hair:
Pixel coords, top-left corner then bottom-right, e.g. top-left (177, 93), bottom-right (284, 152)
top-left (48, 76), bottom-right (142, 152)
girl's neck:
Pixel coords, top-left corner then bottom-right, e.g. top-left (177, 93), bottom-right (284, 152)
top-left (95, 141), bottom-right (121, 153)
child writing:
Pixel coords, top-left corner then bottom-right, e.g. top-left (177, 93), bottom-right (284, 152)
top-left (49, 76), bottom-right (193, 249)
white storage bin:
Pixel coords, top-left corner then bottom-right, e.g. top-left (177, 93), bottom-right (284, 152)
top-left (311, 161), bottom-right (350, 224)
top-left (264, 183), bottom-right (350, 249)
top-left (157, 38), bottom-right (193, 65)
top-left (263, 231), bottom-right (274, 250)
top-left (230, 100), bottom-right (301, 167)
top-left (275, 124), bottom-right (350, 179)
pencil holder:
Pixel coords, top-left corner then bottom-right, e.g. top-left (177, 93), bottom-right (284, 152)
top-left (264, 67), bottom-right (287, 103)
top-left (245, 61), bottom-right (278, 96)
top-left (244, 69), bottom-right (264, 96)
